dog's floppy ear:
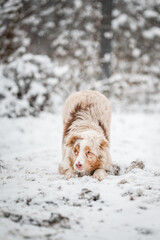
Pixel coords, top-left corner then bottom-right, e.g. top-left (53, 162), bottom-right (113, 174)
top-left (100, 139), bottom-right (109, 149)
top-left (67, 135), bottom-right (82, 147)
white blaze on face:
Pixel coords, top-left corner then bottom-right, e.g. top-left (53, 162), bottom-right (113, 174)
top-left (74, 140), bottom-right (86, 172)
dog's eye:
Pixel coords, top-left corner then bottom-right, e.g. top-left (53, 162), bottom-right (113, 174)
top-left (86, 151), bottom-right (92, 157)
top-left (74, 150), bottom-right (79, 156)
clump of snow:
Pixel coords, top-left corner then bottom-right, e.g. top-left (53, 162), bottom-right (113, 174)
top-left (112, 14), bottom-right (128, 30)
top-left (143, 27), bottom-right (160, 39)
top-left (132, 48), bottom-right (141, 58)
top-left (125, 160), bottom-right (145, 173)
top-left (103, 53), bottom-right (111, 62)
top-left (104, 32), bottom-right (113, 39)
top-left (144, 10), bottom-right (158, 18)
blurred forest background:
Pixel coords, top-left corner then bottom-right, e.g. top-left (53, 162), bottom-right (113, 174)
top-left (0, 0), bottom-right (160, 117)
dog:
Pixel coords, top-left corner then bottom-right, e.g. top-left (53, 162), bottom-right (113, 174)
top-left (59, 90), bottom-right (112, 181)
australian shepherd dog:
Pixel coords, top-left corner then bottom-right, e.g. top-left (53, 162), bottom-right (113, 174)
top-left (59, 90), bottom-right (112, 181)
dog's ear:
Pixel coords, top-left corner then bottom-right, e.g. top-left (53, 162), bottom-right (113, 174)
top-left (67, 135), bottom-right (82, 147)
top-left (100, 139), bottom-right (109, 150)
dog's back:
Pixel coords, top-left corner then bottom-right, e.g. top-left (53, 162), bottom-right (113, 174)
top-left (63, 90), bottom-right (111, 142)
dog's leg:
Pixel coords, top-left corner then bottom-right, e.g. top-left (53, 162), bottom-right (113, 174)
top-left (59, 147), bottom-right (77, 179)
top-left (93, 169), bottom-right (107, 181)
top-left (59, 161), bottom-right (77, 179)
top-left (65, 169), bottom-right (77, 180)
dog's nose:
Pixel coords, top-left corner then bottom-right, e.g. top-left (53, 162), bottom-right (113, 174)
top-left (76, 162), bottom-right (82, 168)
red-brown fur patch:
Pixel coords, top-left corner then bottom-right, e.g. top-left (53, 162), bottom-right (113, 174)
top-left (67, 135), bottom-right (82, 147)
top-left (69, 157), bottom-right (75, 170)
top-left (63, 103), bottom-right (83, 139)
top-left (98, 120), bottom-right (109, 142)
top-left (84, 146), bottom-right (91, 152)
top-left (100, 139), bottom-right (108, 149)
top-left (63, 103), bottom-right (93, 140)
top-left (74, 144), bottom-right (80, 153)
top-left (84, 146), bottom-right (102, 171)
top-left (85, 157), bottom-right (102, 171)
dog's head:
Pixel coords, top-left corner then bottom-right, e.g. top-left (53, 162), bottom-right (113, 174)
top-left (67, 131), bottom-right (109, 172)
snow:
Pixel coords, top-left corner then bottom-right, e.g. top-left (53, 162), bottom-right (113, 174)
top-left (104, 32), bottom-right (113, 39)
top-left (40, 7), bottom-right (55, 17)
top-left (103, 53), bottom-right (111, 62)
top-left (143, 27), bottom-right (160, 39)
top-left (74, 0), bottom-right (82, 9)
top-left (144, 10), bottom-right (158, 18)
top-left (112, 14), bottom-right (128, 30)
top-left (0, 112), bottom-right (160, 240)
top-left (132, 48), bottom-right (141, 58)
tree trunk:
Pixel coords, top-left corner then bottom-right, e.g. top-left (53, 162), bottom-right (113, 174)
top-left (100, 0), bottom-right (112, 79)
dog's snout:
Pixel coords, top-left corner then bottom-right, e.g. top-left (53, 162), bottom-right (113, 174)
top-left (76, 161), bottom-right (82, 168)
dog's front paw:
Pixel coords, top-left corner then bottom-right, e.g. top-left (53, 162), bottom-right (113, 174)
top-left (65, 169), bottom-right (77, 180)
top-left (93, 169), bottom-right (107, 181)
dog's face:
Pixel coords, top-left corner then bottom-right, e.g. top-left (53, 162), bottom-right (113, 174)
top-left (67, 134), bottom-right (108, 172)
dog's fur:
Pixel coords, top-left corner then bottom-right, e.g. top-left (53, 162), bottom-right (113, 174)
top-left (59, 90), bottom-right (112, 180)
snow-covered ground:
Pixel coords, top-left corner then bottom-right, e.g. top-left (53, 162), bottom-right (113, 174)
top-left (0, 112), bottom-right (160, 240)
